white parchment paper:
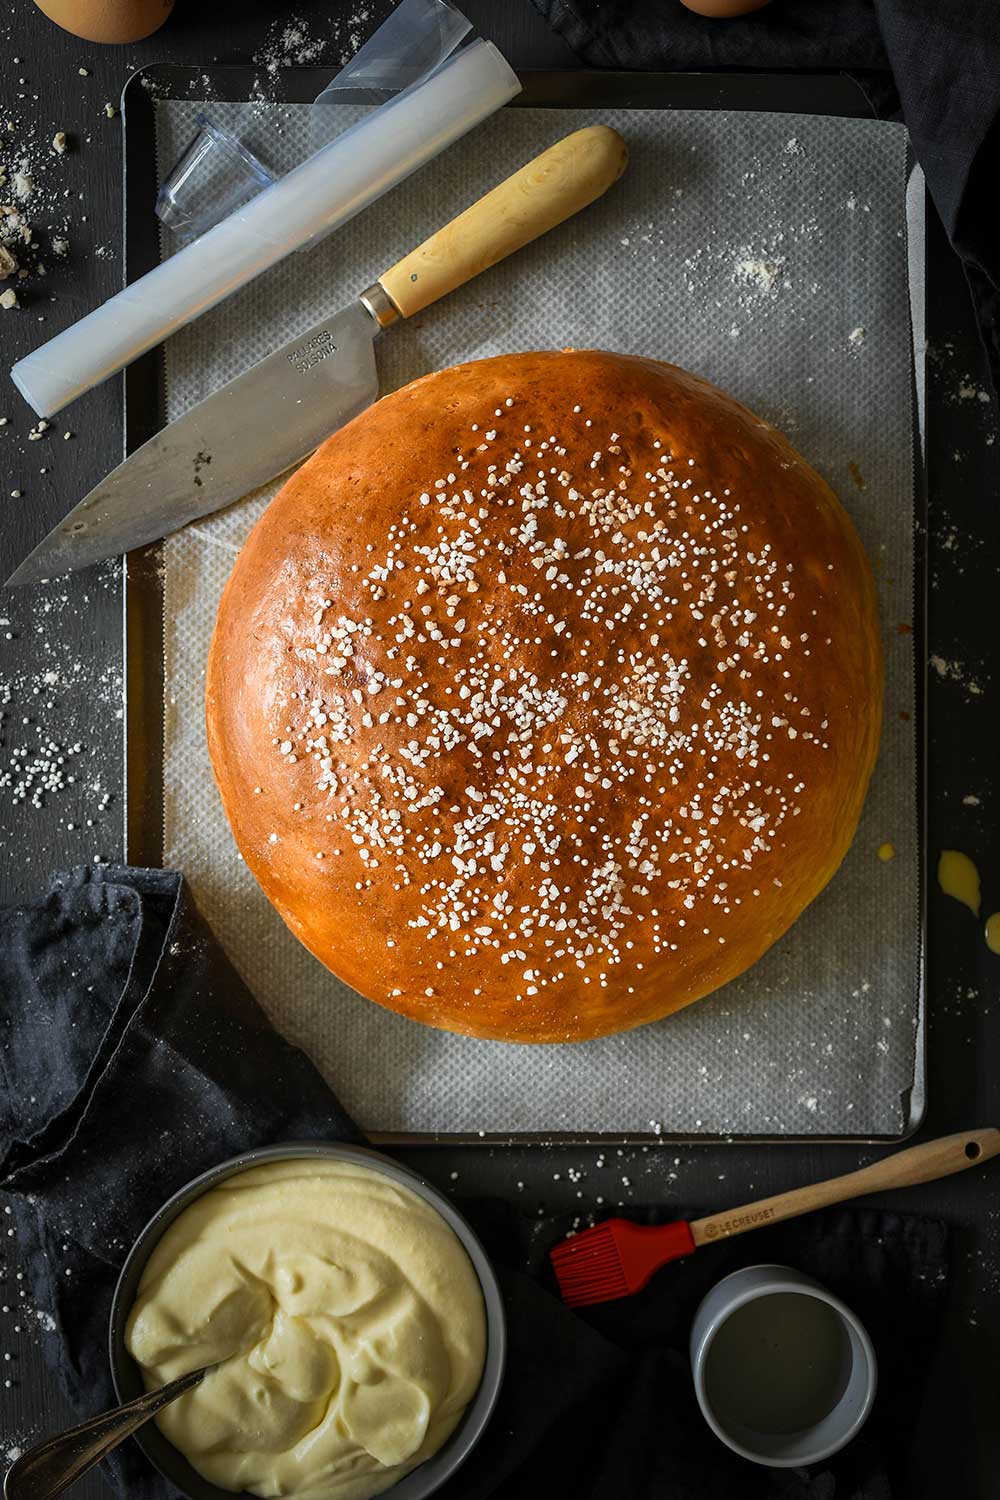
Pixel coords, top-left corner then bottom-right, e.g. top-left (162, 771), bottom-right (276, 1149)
top-left (154, 100), bottom-right (920, 1137)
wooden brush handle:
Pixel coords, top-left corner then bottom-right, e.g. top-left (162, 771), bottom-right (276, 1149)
top-left (378, 125), bottom-right (628, 319)
top-left (689, 1127), bottom-right (1000, 1246)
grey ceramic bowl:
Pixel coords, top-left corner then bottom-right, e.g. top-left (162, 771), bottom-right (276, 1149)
top-left (689, 1263), bottom-right (877, 1468)
top-left (109, 1142), bottom-right (506, 1500)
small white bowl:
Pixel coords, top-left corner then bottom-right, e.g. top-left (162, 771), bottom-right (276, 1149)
top-left (690, 1263), bottom-right (877, 1467)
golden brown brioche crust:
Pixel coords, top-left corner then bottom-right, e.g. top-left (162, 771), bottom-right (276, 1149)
top-left (206, 351), bottom-right (882, 1042)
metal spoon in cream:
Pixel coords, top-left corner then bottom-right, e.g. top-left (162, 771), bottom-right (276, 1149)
top-left (126, 1159), bottom-right (486, 1500)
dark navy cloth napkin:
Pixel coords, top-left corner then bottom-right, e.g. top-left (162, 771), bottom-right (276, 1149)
top-left (530, 0), bottom-right (1000, 396)
top-left (1, 867), bottom-right (949, 1500)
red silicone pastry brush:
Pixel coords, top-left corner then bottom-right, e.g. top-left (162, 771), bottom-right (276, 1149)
top-left (550, 1127), bottom-right (1000, 1307)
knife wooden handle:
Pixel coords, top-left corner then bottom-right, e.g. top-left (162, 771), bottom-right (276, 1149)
top-left (377, 125), bottom-right (628, 320)
top-left (688, 1127), bottom-right (1000, 1246)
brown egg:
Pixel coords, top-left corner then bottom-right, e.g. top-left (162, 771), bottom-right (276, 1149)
top-left (33, 0), bottom-right (174, 44)
top-left (680, 0), bottom-right (772, 15)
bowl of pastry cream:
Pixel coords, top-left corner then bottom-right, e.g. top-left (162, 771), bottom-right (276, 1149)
top-left (109, 1143), bottom-right (505, 1500)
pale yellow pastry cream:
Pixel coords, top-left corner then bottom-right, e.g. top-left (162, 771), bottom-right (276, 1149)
top-left (126, 1158), bottom-right (487, 1500)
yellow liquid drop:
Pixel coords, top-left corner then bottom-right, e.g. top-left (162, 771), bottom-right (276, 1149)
top-left (937, 849), bottom-right (981, 917)
top-left (877, 842), bottom-right (896, 862)
top-left (986, 913), bottom-right (1000, 956)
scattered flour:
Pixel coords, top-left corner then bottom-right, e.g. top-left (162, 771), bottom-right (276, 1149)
top-left (929, 654), bottom-right (987, 699)
top-left (0, 67), bottom-right (120, 309)
top-left (734, 255), bottom-right (787, 296)
top-left (253, 7), bottom-right (374, 77)
top-left (957, 381), bottom-right (992, 404)
top-left (0, 599), bottom-right (121, 831)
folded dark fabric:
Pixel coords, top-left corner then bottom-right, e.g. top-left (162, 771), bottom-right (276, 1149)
top-left (530, 0), bottom-right (1000, 395)
top-left (1, 868), bottom-right (949, 1500)
top-left (0, 867), bottom-right (362, 1498)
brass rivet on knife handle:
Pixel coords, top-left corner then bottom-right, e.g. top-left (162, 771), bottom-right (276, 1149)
top-left (688, 1126), bottom-right (1000, 1246)
top-left (375, 125), bottom-right (629, 321)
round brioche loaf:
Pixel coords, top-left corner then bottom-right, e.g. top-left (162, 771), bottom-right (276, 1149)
top-left (206, 350), bottom-right (882, 1042)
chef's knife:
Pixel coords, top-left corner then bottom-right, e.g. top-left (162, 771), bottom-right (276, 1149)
top-left (7, 126), bottom-right (627, 588)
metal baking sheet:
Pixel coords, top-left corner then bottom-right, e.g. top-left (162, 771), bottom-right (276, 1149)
top-left (120, 66), bottom-right (927, 1144)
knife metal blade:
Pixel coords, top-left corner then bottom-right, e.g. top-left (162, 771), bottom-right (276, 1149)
top-left (6, 298), bottom-right (383, 587)
top-left (8, 125), bottom-right (631, 587)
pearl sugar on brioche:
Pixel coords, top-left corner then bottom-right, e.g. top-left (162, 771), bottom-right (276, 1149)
top-left (206, 351), bottom-right (882, 1042)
